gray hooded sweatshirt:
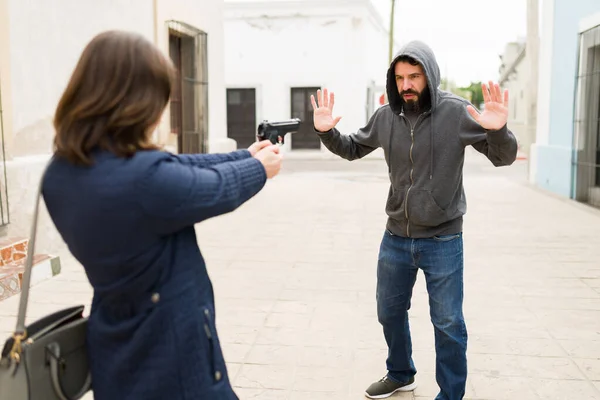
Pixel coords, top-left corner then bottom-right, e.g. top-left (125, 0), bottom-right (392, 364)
top-left (316, 41), bottom-right (518, 238)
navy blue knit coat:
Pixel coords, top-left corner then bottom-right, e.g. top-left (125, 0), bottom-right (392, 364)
top-left (41, 149), bottom-right (267, 399)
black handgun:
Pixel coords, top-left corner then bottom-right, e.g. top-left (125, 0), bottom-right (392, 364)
top-left (257, 118), bottom-right (301, 144)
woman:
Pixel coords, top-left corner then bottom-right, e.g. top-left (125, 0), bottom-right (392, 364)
top-left (41, 30), bottom-right (282, 399)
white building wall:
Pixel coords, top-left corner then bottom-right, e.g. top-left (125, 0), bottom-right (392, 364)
top-left (1, 0), bottom-right (227, 259)
top-left (7, 0), bottom-right (154, 157)
top-left (154, 0), bottom-right (231, 152)
top-left (224, 0), bottom-right (389, 153)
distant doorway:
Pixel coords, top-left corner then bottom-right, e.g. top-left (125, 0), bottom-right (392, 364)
top-left (226, 88), bottom-right (257, 149)
top-left (168, 22), bottom-right (208, 154)
top-left (290, 87), bottom-right (321, 150)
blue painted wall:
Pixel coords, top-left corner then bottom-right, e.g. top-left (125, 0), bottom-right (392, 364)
top-left (535, 0), bottom-right (600, 197)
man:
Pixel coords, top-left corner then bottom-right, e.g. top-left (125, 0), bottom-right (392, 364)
top-left (310, 41), bottom-right (517, 400)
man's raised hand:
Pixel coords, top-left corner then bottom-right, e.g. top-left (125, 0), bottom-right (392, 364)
top-left (310, 88), bottom-right (342, 133)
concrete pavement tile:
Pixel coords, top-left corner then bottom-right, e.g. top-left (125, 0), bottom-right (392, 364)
top-left (530, 379), bottom-right (600, 400)
top-left (255, 326), bottom-right (305, 346)
top-left (277, 289), bottom-right (314, 302)
top-left (266, 312), bottom-right (311, 329)
top-left (292, 261), bottom-right (361, 273)
top-left (313, 302), bottom-right (362, 319)
top-left (226, 261), bottom-right (290, 271)
top-left (595, 381), bottom-right (600, 394)
top-left (227, 362), bottom-right (243, 384)
top-left (289, 391), bottom-right (349, 400)
top-left (216, 325), bottom-right (260, 345)
top-left (216, 310), bottom-right (269, 328)
top-left (222, 343), bottom-right (252, 364)
top-left (217, 298), bottom-right (275, 314)
top-left (245, 344), bottom-right (298, 365)
top-left (468, 354), bottom-right (585, 380)
top-left (558, 339), bottom-right (600, 359)
top-left (584, 277), bottom-right (600, 287)
top-left (217, 282), bottom-right (281, 300)
top-left (519, 295), bottom-right (600, 311)
top-left (353, 325), bottom-right (388, 350)
top-left (312, 290), bottom-right (359, 303)
top-left (296, 346), bottom-right (353, 368)
top-left (465, 317), bottom-right (552, 339)
top-left (233, 388), bottom-right (289, 399)
top-left (468, 375), bottom-right (539, 400)
top-left (213, 269), bottom-right (290, 286)
top-left (302, 327), bottom-right (355, 348)
top-left (507, 277), bottom-right (593, 289)
top-left (353, 348), bottom-right (388, 372)
top-left (411, 351), bottom-right (437, 374)
top-left (579, 270), bottom-right (600, 279)
top-left (573, 358), bottom-right (600, 381)
top-left (468, 336), bottom-right (565, 357)
top-left (513, 285), bottom-right (600, 298)
top-left (533, 309), bottom-right (600, 340)
top-left (293, 366), bottom-right (351, 392)
top-left (272, 300), bottom-right (314, 314)
top-left (235, 363), bottom-right (295, 390)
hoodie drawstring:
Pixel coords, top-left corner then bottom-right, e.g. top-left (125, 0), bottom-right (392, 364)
top-left (388, 116), bottom-right (394, 174)
top-left (429, 114), bottom-right (433, 180)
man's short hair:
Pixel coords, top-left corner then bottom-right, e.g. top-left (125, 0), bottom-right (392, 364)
top-left (396, 55), bottom-right (420, 66)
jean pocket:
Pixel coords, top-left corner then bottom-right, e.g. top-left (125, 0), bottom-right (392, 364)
top-left (432, 233), bottom-right (461, 242)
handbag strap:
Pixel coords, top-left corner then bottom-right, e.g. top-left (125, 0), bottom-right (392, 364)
top-left (14, 162), bottom-right (48, 336)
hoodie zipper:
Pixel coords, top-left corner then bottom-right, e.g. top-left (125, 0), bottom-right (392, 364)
top-left (400, 113), bottom-right (423, 237)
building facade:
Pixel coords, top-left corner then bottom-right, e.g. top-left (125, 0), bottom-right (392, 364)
top-left (223, 0), bottom-right (393, 155)
top-left (0, 0), bottom-right (231, 267)
top-left (530, 0), bottom-right (600, 209)
top-left (498, 39), bottom-right (533, 157)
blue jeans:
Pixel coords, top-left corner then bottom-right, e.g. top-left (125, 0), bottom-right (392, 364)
top-left (376, 230), bottom-right (467, 400)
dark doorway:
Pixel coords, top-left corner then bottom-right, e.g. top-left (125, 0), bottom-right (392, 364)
top-left (290, 87), bottom-right (321, 150)
top-left (168, 23), bottom-right (208, 154)
top-left (227, 88), bottom-right (257, 149)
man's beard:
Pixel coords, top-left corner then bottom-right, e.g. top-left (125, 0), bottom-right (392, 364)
top-left (400, 87), bottom-right (431, 113)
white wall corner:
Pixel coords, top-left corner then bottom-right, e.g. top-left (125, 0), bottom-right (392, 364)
top-left (579, 11), bottom-right (600, 33)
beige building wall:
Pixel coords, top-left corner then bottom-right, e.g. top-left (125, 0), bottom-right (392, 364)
top-left (0, 0), bottom-right (229, 260)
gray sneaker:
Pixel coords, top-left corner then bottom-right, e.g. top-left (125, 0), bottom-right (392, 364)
top-left (364, 375), bottom-right (417, 399)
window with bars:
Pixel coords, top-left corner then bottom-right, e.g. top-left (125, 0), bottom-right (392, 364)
top-left (167, 21), bottom-right (208, 154)
top-left (573, 23), bottom-right (600, 204)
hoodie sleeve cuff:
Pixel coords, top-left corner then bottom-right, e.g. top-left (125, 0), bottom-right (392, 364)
top-left (314, 127), bottom-right (333, 136)
top-left (486, 124), bottom-right (511, 143)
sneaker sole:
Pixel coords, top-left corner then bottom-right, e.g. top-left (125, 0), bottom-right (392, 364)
top-left (364, 381), bottom-right (418, 399)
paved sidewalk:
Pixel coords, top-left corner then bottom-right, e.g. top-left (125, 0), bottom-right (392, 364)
top-left (1, 150), bottom-right (599, 399)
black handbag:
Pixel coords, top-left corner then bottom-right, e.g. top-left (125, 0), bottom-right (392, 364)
top-left (0, 166), bottom-right (92, 399)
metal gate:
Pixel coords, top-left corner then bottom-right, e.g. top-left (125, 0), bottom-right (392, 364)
top-left (167, 21), bottom-right (208, 154)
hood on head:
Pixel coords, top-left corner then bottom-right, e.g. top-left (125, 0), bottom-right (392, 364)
top-left (386, 40), bottom-right (441, 115)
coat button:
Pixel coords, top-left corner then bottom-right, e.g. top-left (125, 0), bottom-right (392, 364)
top-left (215, 371), bottom-right (222, 381)
top-left (151, 293), bottom-right (160, 303)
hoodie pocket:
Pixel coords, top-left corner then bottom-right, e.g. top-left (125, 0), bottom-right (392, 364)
top-left (407, 189), bottom-right (449, 227)
top-left (385, 186), bottom-right (407, 220)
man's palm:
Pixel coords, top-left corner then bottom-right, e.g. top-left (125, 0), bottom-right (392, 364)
top-left (467, 81), bottom-right (509, 131)
top-left (311, 88), bottom-right (342, 133)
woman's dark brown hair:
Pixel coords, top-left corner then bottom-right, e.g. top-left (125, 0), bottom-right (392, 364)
top-left (54, 30), bottom-right (175, 165)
